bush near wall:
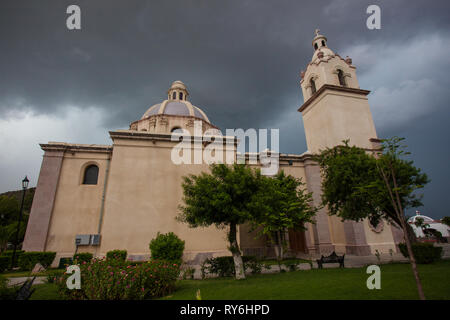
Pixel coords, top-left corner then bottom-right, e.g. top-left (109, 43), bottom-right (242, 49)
top-left (202, 256), bottom-right (263, 278)
top-left (0, 250), bottom-right (25, 269)
top-left (399, 242), bottom-right (443, 264)
top-left (0, 257), bottom-right (9, 273)
top-left (18, 252), bottom-right (56, 270)
top-left (57, 257), bottom-right (180, 300)
top-left (73, 252), bottom-right (93, 264)
top-left (149, 232), bottom-right (185, 265)
top-left (106, 250), bottom-right (127, 261)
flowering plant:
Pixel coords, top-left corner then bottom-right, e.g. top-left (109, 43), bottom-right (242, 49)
top-left (58, 258), bottom-right (180, 300)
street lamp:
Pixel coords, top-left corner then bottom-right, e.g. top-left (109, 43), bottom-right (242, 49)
top-left (10, 176), bottom-right (29, 269)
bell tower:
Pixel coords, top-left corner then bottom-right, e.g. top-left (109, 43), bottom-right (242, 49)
top-left (298, 30), bottom-right (378, 153)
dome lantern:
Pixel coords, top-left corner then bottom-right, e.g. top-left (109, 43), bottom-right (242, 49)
top-left (168, 80), bottom-right (189, 101)
top-left (312, 28), bottom-right (327, 51)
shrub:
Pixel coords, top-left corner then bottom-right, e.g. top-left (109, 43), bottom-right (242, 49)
top-left (206, 256), bottom-right (234, 277)
top-left (57, 258), bottom-right (180, 300)
top-left (0, 250), bottom-right (25, 269)
top-left (182, 265), bottom-right (196, 280)
top-left (106, 250), bottom-right (127, 261)
top-left (18, 252), bottom-right (56, 270)
top-left (0, 256), bottom-right (9, 273)
top-left (203, 256), bottom-right (262, 277)
top-left (73, 252), bottom-right (93, 264)
top-left (398, 242), bottom-right (443, 264)
top-left (0, 275), bottom-right (17, 300)
top-left (283, 261), bottom-right (298, 272)
top-left (243, 256), bottom-right (263, 274)
top-left (46, 269), bottom-right (65, 284)
top-left (149, 232), bottom-right (185, 265)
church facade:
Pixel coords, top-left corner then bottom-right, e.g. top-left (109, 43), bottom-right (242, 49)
top-left (23, 32), bottom-right (402, 265)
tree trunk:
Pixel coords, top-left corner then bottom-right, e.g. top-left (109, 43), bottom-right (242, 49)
top-left (387, 164), bottom-right (425, 300)
top-left (229, 222), bottom-right (245, 280)
top-left (274, 231), bottom-right (284, 261)
top-left (274, 231), bottom-right (285, 273)
top-left (398, 211), bottom-right (425, 299)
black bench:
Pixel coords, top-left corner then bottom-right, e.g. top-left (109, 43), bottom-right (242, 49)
top-left (316, 251), bottom-right (345, 269)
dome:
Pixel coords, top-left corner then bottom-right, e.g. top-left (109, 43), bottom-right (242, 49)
top-left (141, 100), bottom-right (210, 123)
top-left (140, 81), bottom-right (210, 123)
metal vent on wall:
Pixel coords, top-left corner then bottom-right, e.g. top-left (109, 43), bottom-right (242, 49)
top-left (75, 234), bottom-right (101, 246)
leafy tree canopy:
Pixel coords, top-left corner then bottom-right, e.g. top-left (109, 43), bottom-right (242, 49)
top-left (315, 138), bottom-right (429, 228)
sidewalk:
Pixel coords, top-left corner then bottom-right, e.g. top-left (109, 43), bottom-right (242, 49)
top-left (7, 276), bottom-right (47, 287)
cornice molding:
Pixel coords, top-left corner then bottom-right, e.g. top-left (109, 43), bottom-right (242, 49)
top-left (298, 84), bottom-right (371, 113)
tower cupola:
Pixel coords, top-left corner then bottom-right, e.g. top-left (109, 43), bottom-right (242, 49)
top-left (312, 29), bottom-right (327, 51)
top-left (168, 80), bottom-right (189, 101)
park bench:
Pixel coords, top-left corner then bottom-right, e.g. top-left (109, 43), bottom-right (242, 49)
top-left (316, 251), bottom-right (345, 269)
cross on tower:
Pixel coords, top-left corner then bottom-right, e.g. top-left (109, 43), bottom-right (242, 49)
top-left (314, 29), bottom-right (320, 37)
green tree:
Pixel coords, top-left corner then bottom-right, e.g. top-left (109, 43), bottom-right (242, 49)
top-left (0, 195), bottom-right (19, 226)
top-left (250, 171), bottom-right (317, 263)
top-left (0, 226), bottom-right (8, 253)
top-left (316, 137), bottom-right (429, 300)
top-left (178, 164), bottom-right (261, 279)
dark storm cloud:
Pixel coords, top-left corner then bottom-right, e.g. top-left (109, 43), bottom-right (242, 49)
top-left (1, 0), bottom-right (449, 218)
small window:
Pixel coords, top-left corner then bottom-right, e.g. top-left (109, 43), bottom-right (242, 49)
top-left (310, 79), bottom-right (317, 94)
top-left (179, 92), bottom-right (183, 100)
top-left (314, 43), bottom-right (318, 50)
top-left (83, 165), bottom-right (99, 185)
top-left (172, 92), bottom-right (176, 99)
top-left (337, 69), bottom-right (346, 87)
top-left (321, 40), bottom-right (325, 47)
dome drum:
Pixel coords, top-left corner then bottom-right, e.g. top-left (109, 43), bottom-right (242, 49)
top-left (130, 81), bottom-right (219, 135)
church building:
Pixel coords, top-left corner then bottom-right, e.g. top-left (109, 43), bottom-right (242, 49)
top-left (23, 31), bottom-right (401, 265)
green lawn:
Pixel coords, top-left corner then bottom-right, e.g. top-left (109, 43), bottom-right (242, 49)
top-left (1, 268), bottom-right (64, 278)
top-left (29, 260), bottom-right (450, 300)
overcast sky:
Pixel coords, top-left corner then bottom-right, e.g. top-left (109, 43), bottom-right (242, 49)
top-left (1, 0), bottom-right (449, 219)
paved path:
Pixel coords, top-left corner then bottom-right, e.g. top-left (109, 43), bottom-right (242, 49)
top-left (7, 276), bottom-right (46, 287)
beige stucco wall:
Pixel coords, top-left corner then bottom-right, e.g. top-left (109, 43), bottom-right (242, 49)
top-left (97, 134), bottom-right (232, 262)
top-left (362, 219), bottom-right (397, 254)
top-left (44, 151), bottom-right (110, 262)
top-left (328, 215), bottom-right (347, 254)
top-left (302, 91), bottom-right (377, 153)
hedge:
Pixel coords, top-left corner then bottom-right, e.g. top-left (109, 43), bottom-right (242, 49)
top-left (0, 250), bottom-right (25, 268)
top-left (73, 252), bottom-right (93, 264)
top-left (398, 242), bottom-right (443, 264)
top-left (18, 252), bottom-right (56, 270)
top-left (106, 250), bottom-right (127, 261)
top-left (57, 258), bottom-right (180, 300)
top-left (0, 257), bottom-right (9, 273)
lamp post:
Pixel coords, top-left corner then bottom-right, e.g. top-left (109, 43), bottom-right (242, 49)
top-left (10, 176), bottom-right (29, 269)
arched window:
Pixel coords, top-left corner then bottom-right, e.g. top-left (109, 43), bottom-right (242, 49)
top-left (337, 69), bottom-right (346, 86)
top-left (314, 43), bottom-right (318, 50)
top-left (321, 40), bottom-right (325, 47)
top-left (179, 92), bottom-right (183, 100)
top-left (172, 92), bottom-right (177, 99)
top-left (310, 78), bottom-right (317, 94)
top-left (83, 165), bottom-right (99, 185)
top-left (171, 126), bottom-right (182, 133)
